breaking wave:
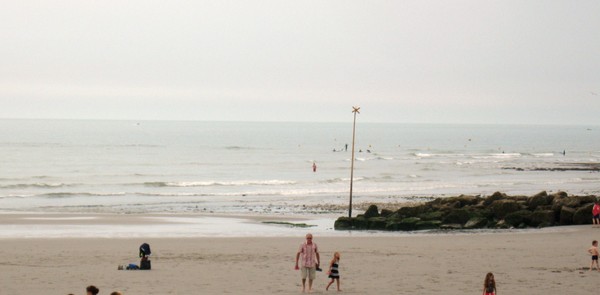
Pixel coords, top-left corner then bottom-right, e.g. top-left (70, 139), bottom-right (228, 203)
top-left (143, 180), bottom-right (297, 187)
top-left (0, 183), bottom-right (77, 189)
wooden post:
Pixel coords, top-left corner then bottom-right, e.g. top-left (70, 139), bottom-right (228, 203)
top-left (349, 106), bottom-right (360, 218)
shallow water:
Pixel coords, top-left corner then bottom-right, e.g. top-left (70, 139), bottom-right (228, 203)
top-left (1, 119), bottom-right (599, 214)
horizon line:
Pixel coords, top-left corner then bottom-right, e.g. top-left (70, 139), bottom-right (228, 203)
top-left (1, 117), bottom-right (599, 127)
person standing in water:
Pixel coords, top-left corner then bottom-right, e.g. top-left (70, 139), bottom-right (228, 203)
top-left (312, 162), bottom-right (317, 172)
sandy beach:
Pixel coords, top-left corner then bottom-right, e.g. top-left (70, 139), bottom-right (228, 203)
top-left (0, 213), bottom-right (597, 294)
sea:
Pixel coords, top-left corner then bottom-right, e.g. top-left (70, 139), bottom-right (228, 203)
top-left (1, 119), bottom-right (599, 216)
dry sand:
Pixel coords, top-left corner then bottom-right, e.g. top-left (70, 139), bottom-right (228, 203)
top-left (0, 214), bottom-right (598, 294)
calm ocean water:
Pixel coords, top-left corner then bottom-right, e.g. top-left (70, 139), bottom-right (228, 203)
top-left (1, 119), bottom-right (599, 214)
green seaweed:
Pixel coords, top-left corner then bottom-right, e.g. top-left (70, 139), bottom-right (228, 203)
top-left (262, 221), bottom-right (316, 228)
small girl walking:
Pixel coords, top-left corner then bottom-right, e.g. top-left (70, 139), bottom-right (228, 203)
top-left (326, 252), bottom-right (341, 291)
top-left (482, 272), bottom-right (496, 295)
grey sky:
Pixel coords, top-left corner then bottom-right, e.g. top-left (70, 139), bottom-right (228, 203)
top-left (1, 1), bottom-right (599, 124)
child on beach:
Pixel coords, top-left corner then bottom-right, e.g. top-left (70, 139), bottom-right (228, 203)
top-left (326, 252), bottom-right (341, 291)
top-left (589, 240), bottom-right (600, 271)
top-left (482, 272), bottom-right (496, 295)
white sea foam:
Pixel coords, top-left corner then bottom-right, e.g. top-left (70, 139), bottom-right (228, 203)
top-left (531, 153), bottom-right (554, 157)
top-left (472, 153), bottom-right (521, 159)
top-left (1, 120), bottom-right (599, 215)
top-left (144, 180), bottom-right (297, 187)
top-left (0, 182), bottom-right (76, 189)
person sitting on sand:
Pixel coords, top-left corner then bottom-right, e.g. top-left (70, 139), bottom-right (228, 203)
top-left (86, 285), bottom-right (99, 295)
top-left (589, 240), bottom-right (600, 271)
top-left (325, 252), bottom-right (341, 291)
top-left (592, 202), bottom-right (600, 227)
top-left (295, 233), bottom-right (320, 293)
top-left (482, 272), bottom-right (496, 295)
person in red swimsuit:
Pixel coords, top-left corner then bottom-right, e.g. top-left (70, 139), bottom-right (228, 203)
top-left (592, 201), bottom-right (600, 227)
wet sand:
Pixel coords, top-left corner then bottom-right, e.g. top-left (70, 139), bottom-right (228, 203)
top-left (0, 214), bottom-right (597, 294)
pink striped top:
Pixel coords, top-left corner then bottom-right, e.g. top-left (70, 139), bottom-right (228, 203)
top-left (298, 242), bottom-right (318, 267)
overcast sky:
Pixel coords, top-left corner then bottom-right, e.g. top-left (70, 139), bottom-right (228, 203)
top-left (1, 1), bottom-right (598, 124)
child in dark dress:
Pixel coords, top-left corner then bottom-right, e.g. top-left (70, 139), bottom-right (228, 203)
top-left (326, 252), bottom-right (341, 291)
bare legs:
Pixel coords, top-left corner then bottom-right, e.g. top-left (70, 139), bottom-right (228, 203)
top-left (325, 278), bottom-right (341, 291)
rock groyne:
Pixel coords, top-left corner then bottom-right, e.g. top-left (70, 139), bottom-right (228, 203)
top-left (334, 191), bottom-right (597, 231)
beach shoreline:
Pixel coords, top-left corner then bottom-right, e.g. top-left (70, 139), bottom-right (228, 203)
top-left (0, 213), bottom-right (598, 294)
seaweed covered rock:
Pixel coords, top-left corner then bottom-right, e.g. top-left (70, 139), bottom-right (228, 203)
top-left (416, 220), bottom-right (442, 230)
top-left (386, 217), bottom-right (421, 231)
top-left (353, 216), bottom-right (368, 229)
top-left (334, 191), bottom-right (597, 232)
top-left (552, 191), bottom-right (568, 199)
top-left (442, 209), bottom-right (471, 225)
top-left (464, 217), bottom-right (488, 229)
top-left (440, 223), bottom-right (462, 230)
top-left (530, 210), bottom-right (555, 227)
top-left (559, 206), bottom-right (575, 225)
top-left (380, 209), bottom-right (394, 218)
top-left (578, 195), bottom-right (597, 205)
top-left (491, 200), bottom-right (522, 219)
top-left (528, 191), bottom-right (553, 210)
top-left (396, 206), bottom-right (426, 218)
top-left (364, 205), bottom-right (380, 218)
top-left (418, 211), bottom-right (444, 221)
top-left (334, 217), bottom-right (353, 230)
top-left (367, 217), bottom-right (387, 230)
top-left (573, 203), bottom-right (594, 225)
top-left (504, 210), bottom-right (532, 227)
top-left (484, 192), bottom-right (507, 206)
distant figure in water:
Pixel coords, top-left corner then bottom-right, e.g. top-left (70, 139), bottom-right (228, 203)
top-left (345, 144), bottom-right (348, 151)
top-left (482, 272), bottom-right (496, 295)
top-left (562, 150), bottom-right (566, 156)
top-left (312, 162), bottom-right (317, 172)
